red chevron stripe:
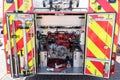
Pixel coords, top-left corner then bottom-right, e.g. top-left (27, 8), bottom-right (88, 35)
top-left (28, 48), bottom-right (34, 62)
top-left (116, 14), bottom-right (119, 25)
top-left (11, 28), bottom-right (33, 55)
top-left (88, 6), bottom-right (94, 12)
top-left (11, 38), bottom-right (23, 55)
top-left (18, 0), bottom-right (23, 9)
top-left (26, 27), bottom-right (34, 63)
top-left (3, 0), bottom-right (15, 73)
top-left (27, 6), bottom-right (33, 12)
top-left (88, 27), bottom-right (110, 59)
top-left (3, 1), bottom-right (16, 52)
top-left (114, 35), bottom-right (118, 46)
top-left (3, 34), bottom-right (7, 48)
top-left (97, 0), bottom-right (116, 12)
top-left (91, 61), bottom-right (104, 75)
top-left (3, 3), bottom-right (15, 25)
top-left (3, 15), bottom-right (6, 25)
top-left (7, 3), bottom-right (15, 12)
top-left (90, 15), bottom-right (113, 37)
top-left (86, 48), bottom-right (96, 58)
top-left (97, 0), bottom-right (119, 25)
top-left (16, 38), bottom-right (24, 52)
top-left (96, 21), bottom-right (112, 37)
top-left (85, 68), bottom-right (92, 74)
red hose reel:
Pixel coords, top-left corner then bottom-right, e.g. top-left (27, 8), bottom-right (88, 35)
top-left (47, 58), bottom-right (67, 72)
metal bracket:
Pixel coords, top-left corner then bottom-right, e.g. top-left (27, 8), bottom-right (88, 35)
top-left (19, 26), bottom-right (30, 29)
top-left (11, 34), bottom-right (19, 38)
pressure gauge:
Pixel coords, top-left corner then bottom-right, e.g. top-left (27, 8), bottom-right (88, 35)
top-left (75, 30), bottom-right (80, 35)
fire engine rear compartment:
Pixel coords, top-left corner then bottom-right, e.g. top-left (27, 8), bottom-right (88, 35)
top-left (6, 12), bottom-right (116, 78)
top-left (35, 14), bottom-right (86, 74)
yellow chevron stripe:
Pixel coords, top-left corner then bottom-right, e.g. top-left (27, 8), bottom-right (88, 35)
top-left (27, 37), bottom-right (34, 69)
top-left (27, 24), bottom-right (35, 70)
top-left (109, 0), bottom-right (118, 12)
top-left (29, 58), bottom-right (34, 68)
top-left (3, 24), bottom-right (7, 36)
top-left (90, 1), bottom-right (105, 12)
top-left (115, 24), bottom-right (118, 35)
top-left (15, 29), bottom-right (23, 42)
top-left (4, 2), bottom-right (13, 12)
top-left (86, 60), bottom-right (103, 77)
top-left (9, 15), bottom-right (14, 49)
top-left (7, 14), bottom-right (34, 59)
top-left (90, 1), bottom-right (118, 53)
top-left (88, 20), bottom-right (112, 48)
top-left (90, 13), bottom-right (117, 53)
top-left (90, 1), bottom-right (118, 12)
top-left (17, 35), bottom-right (35, 67)
top-left (96, 3), bottom-right (105, 12)
top-left (113, 44), bottom-right (117, 52)
top-left (18, 0), bottom-right (32, 12)
top-left (87, 38), bottom-right (108, 60)
top-left (113, 23), bottom-right (118, 52)
top-left (89, 14), bottom-right (117, 53)
top-left (27, 37), bottom-right (34, 54)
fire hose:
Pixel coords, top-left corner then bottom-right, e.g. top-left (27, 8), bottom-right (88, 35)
top-left (47, 58), bottom-right (67, 72)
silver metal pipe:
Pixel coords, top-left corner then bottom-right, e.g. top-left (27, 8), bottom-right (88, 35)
top-left (6, 15), bottom-right (14, 77)
top-left (12, 20), bottom-right (19, 77)
top-left (22, 20), bottom-right (29, 73)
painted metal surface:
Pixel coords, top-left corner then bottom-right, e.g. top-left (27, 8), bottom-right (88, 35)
top-left (85, 13), bottom-right (116, 78)
top-left (2, 0), bottom-right (120, 78)
top-left (88, 0), bottom-right (120, 77)
top-left (3, 0), bottom-right (33, 74)
top-left (6, 13), bottom-right (35, 76)
top-left (89, 0), bottom-right (119, 53)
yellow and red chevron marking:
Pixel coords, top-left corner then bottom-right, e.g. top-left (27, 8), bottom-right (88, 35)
top-left (3, 0), bottom-right (16, 74)
top-left (89, 0), bottom-right (119, 53)
top-left (17, 0), bottom-right (34, 72)
top-left (26, 26), bottom-right (35, 71)
top-left (87, 26), bottom-right (111, 59)
top-left (7, 14), bottom-right (35, 73)
top-left (86, 17), bottom-right (114, 60)
top-left (18, 0), bottom-right (33, 12)
top-left (85, 13), bottom-right (115, 77)
top-left (3, 0), bottom-right (33, 73)
top-left (85, 60), bottom-right (109, 77)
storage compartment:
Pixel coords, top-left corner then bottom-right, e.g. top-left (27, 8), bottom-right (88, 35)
top-left (35, 14), bottom-right (86, 74)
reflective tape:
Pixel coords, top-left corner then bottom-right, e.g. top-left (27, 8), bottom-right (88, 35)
top-left (89, 0), bottom-right (119, 53)
top-left (4, 0), bottom-right (33, 73)
top-left (85, 60), bottom-right (104, 77)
